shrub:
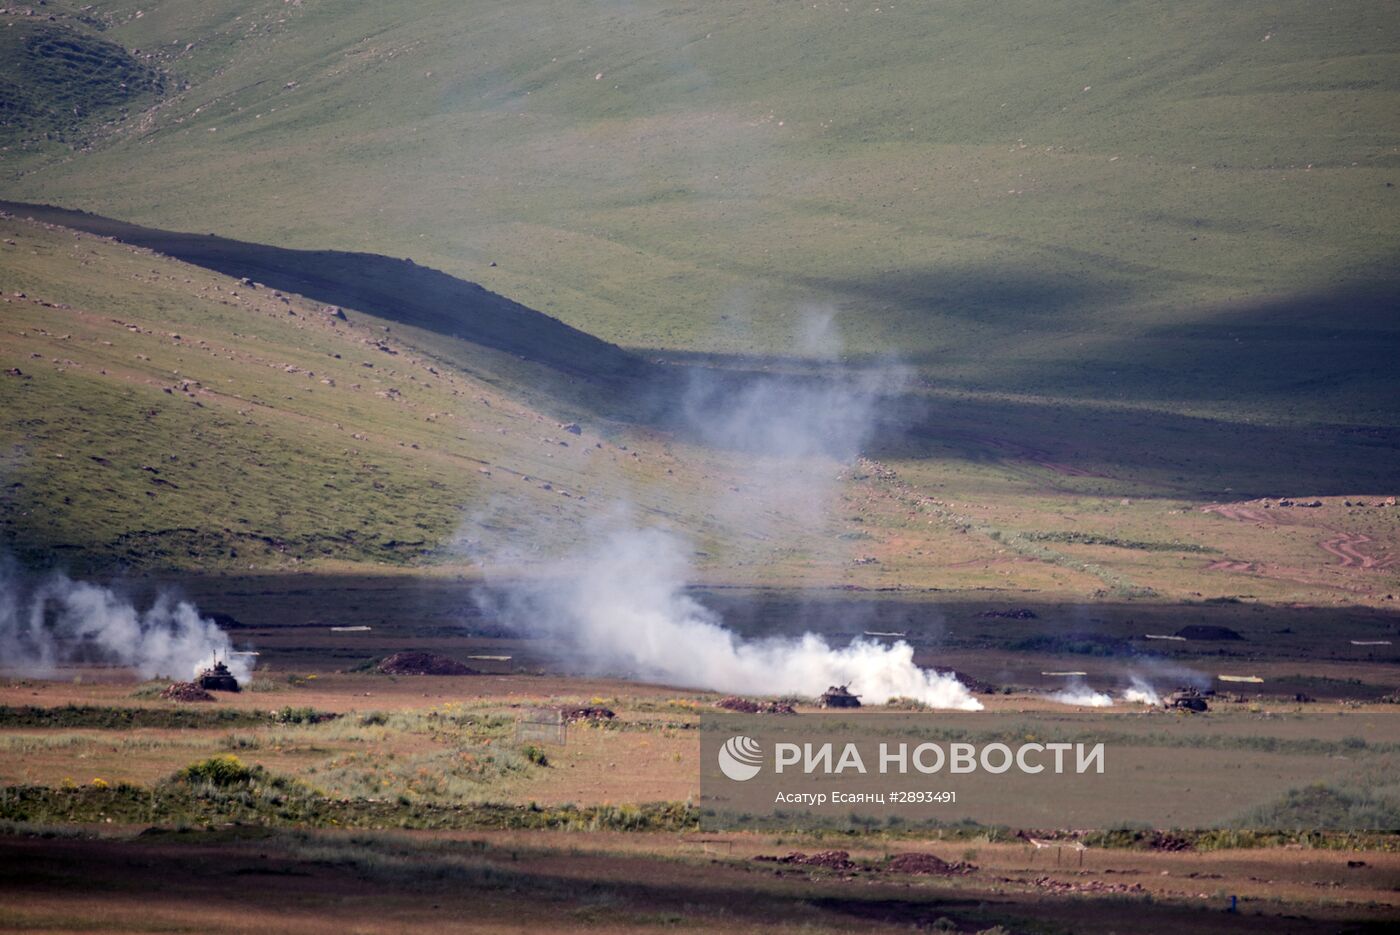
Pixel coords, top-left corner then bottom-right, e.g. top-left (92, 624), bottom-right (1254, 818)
top-left (271, 706), bottom-right (336, 725)
top-left (177, 754), bottom-right (261, 787)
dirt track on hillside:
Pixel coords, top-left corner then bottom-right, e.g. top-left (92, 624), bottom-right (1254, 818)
top-left (1202, 500), bottom-right (1396, 574)
top-left (1318, 532), bottom-right (1394, 570)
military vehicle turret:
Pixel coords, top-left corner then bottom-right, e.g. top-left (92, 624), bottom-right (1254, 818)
top-left (819, 685), bottom-right (861, 708)
top-left (196, 659), bottom-right (241, 693)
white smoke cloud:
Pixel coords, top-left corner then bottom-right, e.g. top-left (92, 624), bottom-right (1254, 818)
top-left (1048, 678), bottom-right (1114, 707)
top-left (466, 309), bottom-right (979, 709)
top-left (478, 521), bottom-right (980, 709)
top-left (1122, 674), bottom-right (1160, 705)
top-left (0, 558), bottom-right (249, 683)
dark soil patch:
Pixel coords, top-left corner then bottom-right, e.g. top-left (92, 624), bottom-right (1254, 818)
top-left (807, 897), bottom-right (980, 927)
top-left (376, 651), bottom-right (478, 676)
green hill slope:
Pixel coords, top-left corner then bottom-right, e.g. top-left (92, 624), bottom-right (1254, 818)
top-left (2, 208), bottom-right (1396, 610)
top-left (0, 2), bottom-right (1396, 604)
top-left (3, 0), bottom-right (1398, 426)
top-left (0, 12), bottom-right (167, 151)
top-left (0, 199), bottom-right (643, 384)
top-left (0, 211), bottom-right (721, 573)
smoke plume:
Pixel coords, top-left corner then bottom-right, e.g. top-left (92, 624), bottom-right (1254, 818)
top-left (1048, 678), bottom-right (1114, 707)
top-left (477, 521), bottom-right (980, 709)
top-left (0, 558), bottom-right (249, 682)
top-left (1122, 675), bottom-right (1161, 705)
top-left (467, 310), bottom-right (980, 709)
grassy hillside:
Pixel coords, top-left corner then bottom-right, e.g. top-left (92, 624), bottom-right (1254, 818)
top-left (1, 0), bottom-right (1396, 426)
top-left (0, 211), bottom-right (716, 572)
top-left (1, 207), bottom-right (1396, 608)
top-left (0, 12), bottom-right (167, 151)
top-left (0, 2), bottom-right (1396, 607)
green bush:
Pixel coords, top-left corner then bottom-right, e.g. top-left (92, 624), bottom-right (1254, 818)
top-left (177, 754), bottom-right (261, 787)
top-left (271, 706), bottom-right (336, 725)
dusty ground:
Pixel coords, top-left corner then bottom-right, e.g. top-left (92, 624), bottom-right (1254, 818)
top-left (2, 576), bottom-right (1398, 932)
top-left (1, 828), bottom-right (1397, 934)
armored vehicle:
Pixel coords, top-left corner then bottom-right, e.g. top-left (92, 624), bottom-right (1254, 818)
top-left (196, 659), bottom-right (241, 693)
top-left (819, 684), bottom-right (861, 708)
top-left (1163, 687), bottom-right (1208, 712)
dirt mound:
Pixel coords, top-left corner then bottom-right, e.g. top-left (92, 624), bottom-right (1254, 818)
top-left (376, 651), bottom-right (479, 675)
top-left (560, 706), bottom-right (615, 721)
top-left (886, 852), bottom-right (976, 875)
top-left (754, 850), bottom-right (856, 870)
top-left (1176, 625), bottom-right (1243, 641)
top-left (713, 696), bottom-right (796, 715)
top-left (159, 682), bottom-right (215, 702)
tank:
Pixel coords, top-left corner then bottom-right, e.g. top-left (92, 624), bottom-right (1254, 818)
top-left (819, 684), bottom-right (861, 708)
top-left (1163, 687), bottom-right (1208, 712)
top-left (196, 659), bottom-right (241, 693)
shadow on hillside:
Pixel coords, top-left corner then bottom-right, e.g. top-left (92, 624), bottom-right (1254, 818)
top-left (884, 390), bottom-right (1400, 499)
top-left (638, 351), bottom-right (1400, 498)
top-left (0, 199), bottom-right (642, 382)
top-left (7, 199), bottom-right (1398, 498)
top-left (801, 265), bottom-right (1400, 411)
top-left (646, 263), bottom-right (1400, 497)
top-left (801, 266), bottom-right (1133, 323)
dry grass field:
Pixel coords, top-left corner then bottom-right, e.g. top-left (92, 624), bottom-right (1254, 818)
top-left (2, 600), bottom-right (1399, 933)
top-left (2, 827), bottom-right (1399, 934)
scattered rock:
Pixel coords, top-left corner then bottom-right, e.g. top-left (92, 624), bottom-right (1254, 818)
top-left (1028, 875), bottom-right (1147, 895)
top-left (160, 682), bottom-right (216, 702)
top-left (559, 705), bottom-right (615, 722)
top-left (755, 851), bottom-right (856, 871)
